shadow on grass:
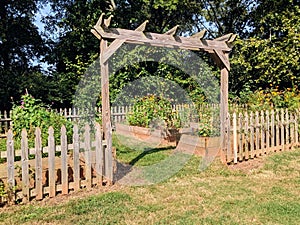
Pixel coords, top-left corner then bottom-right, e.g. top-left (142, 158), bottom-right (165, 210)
top-left (128, 146), bottom-right (175, 166)
top-left (114, 146), bottom-right (175, 183)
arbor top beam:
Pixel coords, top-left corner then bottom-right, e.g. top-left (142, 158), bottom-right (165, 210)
top-left (91, 14), bottom-right (236, 54)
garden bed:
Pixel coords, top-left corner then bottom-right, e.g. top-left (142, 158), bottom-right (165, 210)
top-left (115, 123), bottom-right (221, 157)
top-left (115, 123), bottom-right (179, 145)
top-left (176, 134), bottom-right (221, 157)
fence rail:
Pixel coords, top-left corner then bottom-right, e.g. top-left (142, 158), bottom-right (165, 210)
top-left (0, 123), bottom-right (113, 204)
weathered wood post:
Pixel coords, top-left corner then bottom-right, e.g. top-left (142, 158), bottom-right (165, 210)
top-left (100, 38), bottom-right (113, 184)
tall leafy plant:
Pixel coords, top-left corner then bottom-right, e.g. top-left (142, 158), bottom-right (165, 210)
top-left (12, 94), bottom-right (73, 146)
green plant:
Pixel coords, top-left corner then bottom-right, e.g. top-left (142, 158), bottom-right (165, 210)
top-left (0, 180), bottom-right (7, 199)
top-left (197, 106), bottom-right (220, 137)
top-left (127, 95), bottom-right (180, 129)
top-left (11, 94), bottom-right (73, 147)
top-left (239, 88), bottom-right (300, 112)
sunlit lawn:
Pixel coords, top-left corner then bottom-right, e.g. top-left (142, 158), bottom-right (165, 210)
top-left (0, 144), bottom-right (300, 225)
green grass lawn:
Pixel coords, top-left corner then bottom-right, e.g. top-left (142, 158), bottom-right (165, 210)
top-left (1, 147), bottom-right (300, 224)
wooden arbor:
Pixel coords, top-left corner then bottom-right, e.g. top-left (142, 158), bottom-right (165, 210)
top-left (91, 14), bottom-right (236, 181)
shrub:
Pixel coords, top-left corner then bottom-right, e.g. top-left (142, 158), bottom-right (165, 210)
top-left (197, 106), bottom-right (220, 137)
top-left (239, 88), bottom-right (300, 111)
top-left (127, 95), bottom-right (181, 129)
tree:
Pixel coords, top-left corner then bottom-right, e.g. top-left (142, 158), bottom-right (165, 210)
top-left (196, 0), bottom-right (256, 38)
top-left (0, 0), bottom-right (48, 109)
top-left (43, 0), bottom-right (300, 107)
top-left (230, 0), bottom-right (300, 99)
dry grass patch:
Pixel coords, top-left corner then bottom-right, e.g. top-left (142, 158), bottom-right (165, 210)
top-left (0, 149), bottom-right (300, 224)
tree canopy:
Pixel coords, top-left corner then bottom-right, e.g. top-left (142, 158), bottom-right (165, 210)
top-left (0, 0), bottom-right (299, 109)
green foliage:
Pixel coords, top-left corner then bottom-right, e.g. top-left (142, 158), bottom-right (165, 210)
top-left (239, 88), bottom-right (300, 111)
top-left (127, 95), bottom-right (180, 129)
top-left (0, 180), bottom-right (7, 199)
top-left (230, 2), bottom-right (300, 96)
top-left (11, 94), bottom-right (73, 146)
top-left (0, 0), bottom-right (49, 109)
top-left (197, 107), bottom-right (220, 137)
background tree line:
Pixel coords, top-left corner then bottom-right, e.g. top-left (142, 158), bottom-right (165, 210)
top-left (0, 0), bottom-right (299, 110)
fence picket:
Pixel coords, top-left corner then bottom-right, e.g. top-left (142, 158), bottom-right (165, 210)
top-left (275, 110), bottom-right (280, 151)
top-left (266, 110), bottom-right (270, 154)
top-left (226, 113), bottom-right (231, 162)
top-left (35, 127), bottom-right (43, 200)
top-left (260, 111), bottom-right (265, 155)
top-left (84, 124), bottom-right (92, 189)
top-left (95, 123), bottom-right (103, 186)
top-left (238, 112), bottom-right (243, 160)
top-left (105, 123), bottom-right (113, 185)
top-left (290, 113), bottom-right (295, 149)
top-left (255, 111), bottom-right (260, 157)
top-left (280, 109), bottom-right (285, 151)
top-left (285, 109), bottom-right (290, 149)
top-left (244, 112), bottom-right (249, 160)
top-left (61, 125), bottom-right (68, 194)
top-left (48, 127), bottom-right (56, 198)
top-left (21, 129), bottom-right (30, 202)
top-left (7, 129), bottom-right (15, 202)
top-left (73, 124), bottom-right (80, 191)
top-left (295, 113), bottom-right (298, 146)
top-left (271, 110), bottom-right (275, 151)
top-left (248, 112), bottom-right (254, 158)
top-left (233, 112), bottom-right (237, 163)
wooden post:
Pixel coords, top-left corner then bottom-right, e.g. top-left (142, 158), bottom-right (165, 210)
top-left (100, 39), bottom-right (113, 183)
top-left (220, 54), bottom-right (229, 163)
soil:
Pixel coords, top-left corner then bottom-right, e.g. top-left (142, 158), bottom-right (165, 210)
top-left (228, 156), bottom-right (266, 173)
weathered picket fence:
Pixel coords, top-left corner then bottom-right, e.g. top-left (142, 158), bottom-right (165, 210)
top-left (225, 109), bottom-right (300, 163)
top-left (0, 103), bottom-right (247, 135)
top-left (0, 123), bottom-right (113, 204)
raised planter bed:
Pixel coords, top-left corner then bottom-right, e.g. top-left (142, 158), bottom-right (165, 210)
top-left (176, 134), bottom-right (221, 157)
top-left (115, 123), bottom-right (221, 157)
top-left (115, 123), bottom-right (179, 145)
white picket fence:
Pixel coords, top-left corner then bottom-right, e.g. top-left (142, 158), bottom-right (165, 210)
top-left (225, 108), bottom-right (300, 163)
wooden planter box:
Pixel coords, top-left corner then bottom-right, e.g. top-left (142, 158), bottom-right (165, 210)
top-left (115, 123), bottom-right (179, 144)
top-left (176, 134), bottom-right (221, 157)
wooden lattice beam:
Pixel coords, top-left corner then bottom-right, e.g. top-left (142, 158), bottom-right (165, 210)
top-left (91, 16), bottom-right (233, 54)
